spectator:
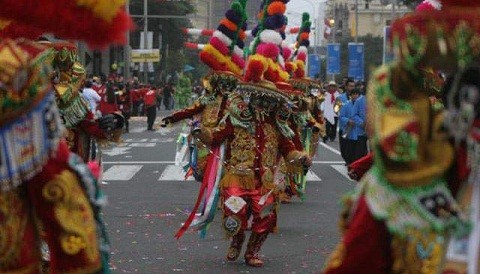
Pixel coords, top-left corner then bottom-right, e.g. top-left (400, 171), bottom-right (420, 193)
top-left (81, 80), bottom-right (101, 113)
top-left (144, 87), bottom-right (157, 131)
top-left (117, 83), bottom-right (131, 132)
top-left (323, 81), bottom-right (340, 142)
top-left (163, 82), bottom-right (174, 110)
top-left (338, 78), bottom-right (355, 160)
top-left (338, 88), bottom-right (367, 165)
top-left (156, 85), bottom-right (163, 111)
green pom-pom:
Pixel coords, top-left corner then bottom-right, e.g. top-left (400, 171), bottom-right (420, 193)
top-left (302, 12), bottom-right (310, 22)
top-left (231, 1), bottom-right (242, 14)
top-left (239, 0), bottom-right (247, 9)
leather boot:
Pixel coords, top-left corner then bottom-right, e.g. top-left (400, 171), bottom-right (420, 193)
top-left (244, 232), bottom-right (268, 267)
top-left (226, 231), bottom-right (245, 261)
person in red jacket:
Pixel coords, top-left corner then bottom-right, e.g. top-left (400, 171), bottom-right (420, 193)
top-left (144, 86), bottom-right (158, 131)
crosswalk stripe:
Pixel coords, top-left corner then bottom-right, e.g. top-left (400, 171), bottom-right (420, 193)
top-left (306, 170), bottom-right (322, 181)
top-left (103, 165), bottom-right (143, 181)
top-left (129, 143), bottom-right (156, 147)
top-left (330, 165), bottom-right (353, 182)
top-left (158, 165), bottom-right (194, 181)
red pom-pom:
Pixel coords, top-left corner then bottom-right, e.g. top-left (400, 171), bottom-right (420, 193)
top-left (443, 0), bottom-right (478, 7)
top-left (285, 62), bottom-right (294, 74)
top-left (297, 52), bottom-right (307, 62)
top-left (245, 59), bottom-right (266, 82)
top-left (282, 47), bottom-right (292, 60)
top-left (256, 43), bottom-right (280, 59)
top-left (0, 22), bottom-right (43, 39)
top-left (264, 67), bottom-right (280, 83)
top-left (294, 68), bottom-right (305, 78)
top-left (87, 161), bottom-right (101, 179)
top-left (267, 1), bottom-right (286, 15)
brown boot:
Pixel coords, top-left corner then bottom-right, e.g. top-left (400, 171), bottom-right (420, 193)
top-left (244, 232), bottom-right (268, 267)
top-left (226, 231), bottom-right (245, 261)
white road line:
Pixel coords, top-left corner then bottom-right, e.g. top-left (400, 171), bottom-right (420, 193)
top-left (320, 142), bottom-right (342, 156)
top-left (103, 161), bottom-right (345, 165)
top-left (158, 165), bottom-right (194, 181)
top-left (129, 128), bottom-right (145, 133)
top-left (330, 164), bottom-right (353, 182)
top-left (306, 170), bottom-right (322, 181)
top-left (129, 143), bottom-right (156, 147)
top-left (103, 165), bottom-right (143, 181)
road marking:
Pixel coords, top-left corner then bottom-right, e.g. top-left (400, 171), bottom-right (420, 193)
top-left (129, 127), bottom-right (145, 133)
top-left (129, 143), bottom-right (156, 147)
top-left (330, 164), bottom-right (353, 182)
top-left (312, 161), bottom-right (345, 164)
top-left (103, 165), bottom-right (143, 181)
top-left (306, 170), bottom-right (321, 181)
top-left (102, 147), bottom-right (132, 156)
top-left (320, 142), bottom-right (341, 156)
top-left (158, 165), bottom-right (194, 181)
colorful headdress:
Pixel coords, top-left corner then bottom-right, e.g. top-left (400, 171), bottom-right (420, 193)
top-left (39, 39), bottom-right (90, 128)
top-left (391, 0), bottom-right (480, 69)
top-left (199, 0), bottom-right (248, 77)
top-left (0, 39), bottom-right (64, 189)
top-left (0, 0), bottom-right (133, 48)
top-left (244, 0), bottom-right (290, 83)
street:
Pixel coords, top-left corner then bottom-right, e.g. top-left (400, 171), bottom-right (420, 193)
top-left (101, 112), bottom-right (354, 273)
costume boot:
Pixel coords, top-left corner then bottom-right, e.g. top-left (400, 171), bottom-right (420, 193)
top-left (244, 232), bottom-right (268, 267)
top-left (226, 231), bottom-right (245, 261)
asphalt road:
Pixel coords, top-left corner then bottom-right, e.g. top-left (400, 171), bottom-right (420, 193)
top-left (101, 111), bottom-right (354, 274)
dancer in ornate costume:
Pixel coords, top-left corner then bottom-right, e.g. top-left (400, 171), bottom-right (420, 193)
top-left (280, 13), bottom-right (325, 202)
top-left (162, 0), bottom-right (248, 181)
top-left (189, 0), bottom-right (312, 267)
top-left (0, 1), bottom-right (131, 273)
top-left (323, 1), bottom-right (474, 273)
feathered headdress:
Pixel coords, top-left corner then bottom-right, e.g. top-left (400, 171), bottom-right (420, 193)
top-left (199, 0), bottom-right (248, 77)
top-left (0, 0), bottom-right (133, 48)
top-left (244, 0), bottom-right (290, 83)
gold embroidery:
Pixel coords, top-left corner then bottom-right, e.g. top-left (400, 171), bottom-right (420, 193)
top-left (262, 124), bottom-right (278, 169)
top-left (323, 242), bottom-right (346, 272)
top-left (0, 190), bottom-right (28, 268)
top-left (391, 230), bottom-right (444, 274)
top-left (42, 170), bottom-right (99, 263)
top-left (201, 96), bottom-right (222, 127)
top-left (229, 128), bottom-right (256, 168)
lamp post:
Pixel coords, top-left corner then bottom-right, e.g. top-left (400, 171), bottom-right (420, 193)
top-left (124, 0), bottom-right (131, 81)
top-left (143, 0), bottom-right (148, 84)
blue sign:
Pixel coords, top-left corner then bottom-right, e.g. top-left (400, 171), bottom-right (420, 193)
top-left (348, 43), bottom-right (365, 81)
top-left (308, 54), bottom-right (321, 78)
top-left (327, 43), bottom-right (341, 75)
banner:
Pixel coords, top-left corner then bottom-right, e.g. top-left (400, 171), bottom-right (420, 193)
top-left (383, 26), bottom-right (394, 64)
top-left (327, 43), bottom-right (341, 75)
top-left (348, 43), bottom-right (365, 81)
top-left (308, 54), bottom-right (321, 78)
top-left (131, 49), bottom-right (161, 63)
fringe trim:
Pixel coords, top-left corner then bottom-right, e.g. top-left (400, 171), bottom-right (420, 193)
top-left (59, 95), bottom-right (90, 128)
top-left (220, 172), bottom-right (256, 190)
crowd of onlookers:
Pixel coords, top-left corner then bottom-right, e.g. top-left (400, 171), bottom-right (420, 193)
top-left (80, 73), bottom-right (202, 132)
top-left (319, 77), bottom-right (368, 166)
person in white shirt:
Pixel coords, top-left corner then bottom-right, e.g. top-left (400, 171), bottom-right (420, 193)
top-left (82, 80), bottom-right (101, 112)
top-left (323, 81), bottom-right (340, 141)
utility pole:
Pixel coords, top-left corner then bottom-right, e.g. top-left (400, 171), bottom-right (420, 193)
top-left (355, 0), bottom-right (359, 43)
top-left (143, 0), bottom-right (148, 84)
top-left (124, 0), bottom-right (131, 81)
top-left (391, 0), bottom-right (396, 22)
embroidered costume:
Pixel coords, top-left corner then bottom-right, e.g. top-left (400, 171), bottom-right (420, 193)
top-left (323, 1), bottom-right (477, 273)
top-left (188, 0), bottom-right (312, 267)
top-left (162, 0), bottom-right (248, 181)
top-left (0, 1), bottom-right (131, 273)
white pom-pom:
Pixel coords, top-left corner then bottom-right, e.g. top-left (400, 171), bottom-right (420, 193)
top-left (233, 46), bottom-right (243, 58)
top-left (259, 30), bottom-right (283, 45)
top-left (297, 46), bottom-right (308, 55)
top-left (427, 0), bottom-right (442, 10)
top-left (213, 30), bottom-right (232, 46)
top-left (278, 54), bottom-right (285, 68)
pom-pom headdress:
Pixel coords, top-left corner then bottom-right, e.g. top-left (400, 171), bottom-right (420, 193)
top-left (286, 13), bottom-right (321, 97)
top-left (244, 0), bottom-right (290, 83)
top-left (391, 0), bottom-right (480, 69)
top-left (199, 0), bottom-right (248, 77)
top-left (0, 0), bottom-right (133, 48)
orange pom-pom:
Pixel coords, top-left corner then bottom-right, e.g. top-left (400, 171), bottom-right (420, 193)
top-left (267, 2), bottom-right (286, 15)
top-left (300, 32), bottom-right (309, 41)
